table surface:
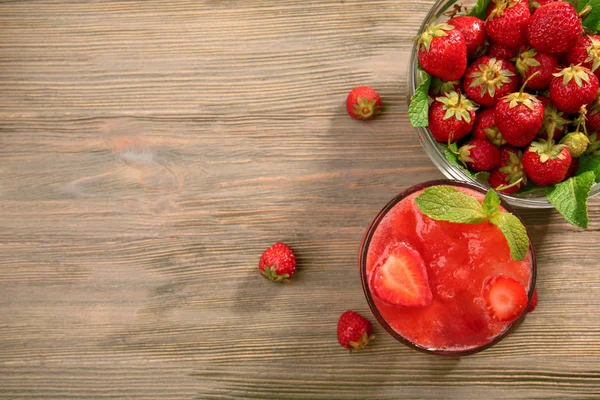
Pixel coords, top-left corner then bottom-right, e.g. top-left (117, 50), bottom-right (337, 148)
top-left (1, 1), bottom-right (600, 399)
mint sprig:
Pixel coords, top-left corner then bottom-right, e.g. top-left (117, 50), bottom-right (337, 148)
top-left (408, 68), bottom-right (431, 127)
top-left (415, 187), bottom-right (529, 261)
top-left (546, 171), bottom-right (596, 229)
top-left (468, 0), bottom-right (491, 20)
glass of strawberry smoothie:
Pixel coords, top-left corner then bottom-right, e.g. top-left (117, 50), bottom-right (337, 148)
top-left (359, 180), bottom-right (536, 356)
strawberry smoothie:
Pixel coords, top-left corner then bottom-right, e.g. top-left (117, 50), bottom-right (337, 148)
top-left (360, 181), bottom-right (535, 355)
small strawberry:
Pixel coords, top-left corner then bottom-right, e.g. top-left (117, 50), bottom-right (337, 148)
top-left (537, 96), bottom-right (570, 141)
top-left (527, 2), bottom-right (583, 54)
top-left (258, 242), bottom-right (296, 283)
top-left (489, 146), bottom-right (527, 194)
top-left (586, 131), bottom-right (600, 156)
top-left (560, 131), bottom-right (590, 158)
top-left (494, 77), bottom-right (545, 147)
top-left (462, 56), bottom-right (519, 107)
top-left (448, 16), bottom-right (487, 58)
top-left (370, 243), bottom-right (432, 307)
top-left (485, 0), bottom-right (530, 48)
top-left (429, 77), bottom-right (461, 96)
top-left (483, 275), bottom-right (528, 321)
top-left (346, 86), bottom-right (381, 120)
top-left (417, 23), bottom-right (468, 81)
top-left (487, 43), bottom-right (519, 60)
top-left (586, 96), bottom-right (600, 133)
top-left (550, 65), bottom-right (599, 114)
top-left (522, 139), bottom-right (572, 186)
top-left (564, 157), bottom-right (580, 179)
top-left (458, 138), bottom-right (501, 171)
top-left (428, 91), bottom-right (478, 143)
top-left (566, 35), bottom-right (600, 80)
top-left (337, 310), bottom-right (374, 350)
top-left (527, 289), bottom-right (538, 312)
top-left (515, 48), bottom-right (559, 90)
top-left (472, 108), bottom-right (507, 146)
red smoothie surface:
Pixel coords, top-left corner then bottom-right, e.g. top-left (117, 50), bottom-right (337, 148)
top-left (366, 186), bottom-right (533, 352)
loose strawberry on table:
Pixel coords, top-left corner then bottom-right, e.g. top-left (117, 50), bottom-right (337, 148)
top-left (417, 23), bottom-right (467, 81)
top-left (566, 35), bottom-right (600, 80)
top-left (448, 15), bottom-right (487, 58)
top-left (522, 139), bottom-right (572, 186)
top-left (428, 90), bottom-right (478, 143)
top-left (462, 56), bottom-right (518, 108)
top-left (258, 242), bottom-right (296, 283)
top-left (550, 65), bottom-right (599, 114)
top-left (458, 139), bottom-right (501, 171)
top-left (527, 1), bottom-right (583, 54)
top-left (346, 86), bottom-right (382, 121)
top-left (485, 0), bottom-right (530, 48)
top-left (472, 108), bottom-right (506, 146)
top-left (515, 48), bottom-right (558, 90)
top-left (337, 310), bottom-right (374, 350)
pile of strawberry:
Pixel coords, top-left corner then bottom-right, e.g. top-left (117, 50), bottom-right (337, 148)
top-left (410, 0), bottom-right (600, 227)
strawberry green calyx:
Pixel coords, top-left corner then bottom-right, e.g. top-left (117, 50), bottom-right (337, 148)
top-left (553, 65), bottom-right (593, 87)
top-left (540, 103), bottom-right (570, 140)
top-left (430, 77), bottom-right (460, 96)
top-left (484, 126), bottom-right (507, 146)
top-left (528, 139), bottom-right (568, 163)
top-left (585, 36), bottom-right (600, 72)
top-left (499, 150), bottom-right (527, 186)
top-left (418, 23), bottom-right (454, 52)
top-left (586, 132), bottom-right (600, 156)
top-left (469, 57), bottom-right (516, 98)
top-left (348, 331), bottom-right (375, 350)
top-left (560, 132), bottom-right (590, 157)
top-left (487, 0), bottom-right (519, 20)
top-left (260, 265), bottom-right (291, 284)
top-left (516, 48), bottom-right (541, 77)
top-left (436, 91), bottom-right (479, 123)
top-left (352, 97), bottom-right (380, 120)
top-left (457, 143), bottom-right (476, 165)
top-left (503, 71), bottom-right (541, 111)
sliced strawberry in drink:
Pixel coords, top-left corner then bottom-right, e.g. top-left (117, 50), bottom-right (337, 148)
top-left (371, 243), bottom-right (432, 307)
top-left (483, 275), bottom-right (528, 321)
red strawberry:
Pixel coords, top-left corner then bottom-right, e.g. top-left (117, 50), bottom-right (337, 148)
top-left (346, 86), bottom-right (381, 120)
top-left (564, 157), bottom-right (580, 179)
top-left (337, 310), bottom-right (374, 350)
top-left (370, 243), bottom-right (432, 307)
top-left (483, 275), bottom-right (528, 321)
top-left (515, 48), bottom-right (559, 90)
top-left (428, 91), bottom-right (478, 143)
top-left (418, 23), bottom-right (468, 81)
top-left (458, 139), bottom-right (501, 171)
top-left (463, 56), bottom-right (519, 107)
top-left (587, 98), bottom-right (600, 133)
top-left (448, 16), bottom-right (487, 58)
top-left (537, 96), bottom-right (570, 141)
top-left (258, 242), bottom-right (296, 283)
top-left (550, 65), bottom-right (599, 114)
top-left (429, 77), bottom-right (461, 96)
top-left (485, 0), bottom-right (530, 48)
top-left (487, 43), bottom-right (519, 60)
top-left (522, 139), bottom-right (572, 186)
top-left (489, 146), bottom-right (527, 194)
top-left (527, 2), bottom-right (583, 54)
top-left (527, 289), bottom-right (538, 312)
top-left (494, 83), bottom-right (544, 147)
top-left (472, 108), bottom-right (507, 146)
top-left (566, 35), bottom-right (600, 80)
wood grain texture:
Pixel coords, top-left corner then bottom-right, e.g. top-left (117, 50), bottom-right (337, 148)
top-left (0, 1), bottom-right (599, 399)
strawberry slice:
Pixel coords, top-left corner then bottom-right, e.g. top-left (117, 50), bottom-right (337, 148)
top-left (371, 243), bottom-right (432, 307)
top-left (483, 276), bottom-right (528, 321)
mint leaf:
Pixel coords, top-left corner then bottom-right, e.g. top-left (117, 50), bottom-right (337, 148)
top-left (489, 212), bottom-right (529, 261)
top-left (408, 68), bottom-right (431, 127)
top-left (468, 0), bottom-right (491, 19)
top-left (482, 190), bottom-right (501, 216)
top-left (546, 171), bottom-right (595, 229)
top-left (445, 143), bottom-right (475, 177)
top-left (415, 186), bottom-right (488, 223)
top-left (577, 154), bottom-right (600, 183)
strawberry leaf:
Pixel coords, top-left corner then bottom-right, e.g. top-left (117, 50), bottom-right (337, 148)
top-left (577, 154), bottom-right (600, 182)
top-left (408, 68), bottom-right (431, 127)
top-left (468, 0), bottom-right (491, 20)
top-left (415, 186), bottom-right (488, 224)
top-left (574, 0), bottom-right (600, 33)
top-left (546, 171), bottom-right (596, 229)
top-left (489, 212), bottom-right (529, 261)
top-left (444, 143), bottom-right (474, 176)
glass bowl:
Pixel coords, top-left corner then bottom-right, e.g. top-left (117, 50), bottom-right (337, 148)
top-left (359, 179), bottom-right (536, 356)
top-left (408, 0), bottom-right (600, 209)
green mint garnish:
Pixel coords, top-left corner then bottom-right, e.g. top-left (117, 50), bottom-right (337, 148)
top-left (415, 186), bottom-right (529, 261)
top-left (546, 171), bottom-right (596, 229)
top-left (408, 68), bottom-right (431, 127)
top-left (468, 0), bottom-right (491, 20)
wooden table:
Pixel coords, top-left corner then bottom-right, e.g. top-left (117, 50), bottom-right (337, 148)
top-left (1, 1), bottom-right (599, 399)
